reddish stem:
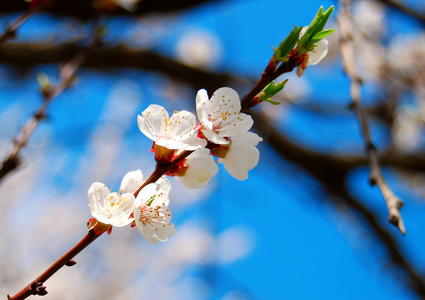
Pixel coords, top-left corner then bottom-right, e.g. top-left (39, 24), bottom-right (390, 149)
top-left (133, 150), bottom-right (192, 198)
top-left (7, 231), bottom-right (101, 300)
top-left (240, 59), bottom-right (297, 112)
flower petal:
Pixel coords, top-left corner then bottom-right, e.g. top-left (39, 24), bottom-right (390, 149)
top-left (209, 87), bottom-right (241, 115)
top-left (196, 89), bottom-right (212, 128)
top-left (215, 112), bottom-right (253, 137)
top-left (138, 104), bottom-right (168, 142)
top-left (308, 38), bottom-right (328, 65)
top-left (120, 170), bottom-right (144, 194)
top-left (154, 176), bottom-right (172, 206)
top-left (88, 182), bottom-right (110, 219)
top-left (219, 132), bottom-right (262, 180)
top-left (107, 193), bottom-right (135, 227)
top-left (201, 128), bottom-right (230, 145)
top-left (176, 148), bottom-right (219, 188)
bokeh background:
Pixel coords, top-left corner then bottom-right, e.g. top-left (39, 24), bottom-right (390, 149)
top-left (1, 0), bottom-right (425, 299)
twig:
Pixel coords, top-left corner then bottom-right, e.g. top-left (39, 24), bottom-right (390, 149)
top-left (240, 59), bottom-right (296, 112)
top-left (0, 16), bottom-right (102, 183)
top-left (7, 231), bottom-right (101, 300)
top-left (338, 0), bottom-right (405, 234)
top-left (133, 150), bottom-right (193, 197)
top-left (0, 9), bottom-right (36, 45)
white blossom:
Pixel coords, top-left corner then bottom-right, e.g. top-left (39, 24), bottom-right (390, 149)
top-left (196, 87), bottom-right (253, 145)
top-left (138, 104), bottom-right (206, 151)
top-left (134, 177), bottom-right (176, 244)
top-left (87, 171), bottom-right (143, 227)
top-left (218, 132), bottom-right (262, 180)
top-left (175, 148), bottom-right (219, 188)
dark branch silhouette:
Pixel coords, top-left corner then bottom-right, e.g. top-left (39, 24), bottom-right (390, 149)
top-left (0, 0), bottom-right (220, 20)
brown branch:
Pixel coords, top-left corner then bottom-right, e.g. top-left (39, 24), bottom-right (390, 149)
top-left (338, 0), bottom-right (405, 235)
top-left (7, 231), bottom-right (101, 300)
top-left (0, 42), bottom-right (241, 92)
top-left (0, 18), bottom-right (102, 183)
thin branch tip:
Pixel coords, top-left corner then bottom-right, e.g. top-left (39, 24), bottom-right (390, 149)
top-left (388, 214), bottom-right (406, 235)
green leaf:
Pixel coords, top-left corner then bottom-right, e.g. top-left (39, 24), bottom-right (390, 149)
top-left (274, 26), bottom-right (303, 61)
top-left (263, 99), bottom-right (281, 105)
top-left (298, 6), bottom-right (334, 54)
top-left (258, 79), bottom-right (289, 104)
top-left (312, 29), bottom-right (334, 41)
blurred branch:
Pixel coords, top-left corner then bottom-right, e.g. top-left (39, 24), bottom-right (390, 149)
top-left (0, 42), bottom-right (241, 92)
top-left (0, 10), bottom-right (36, 45)
top-left (338, 0), bottom-right (405, 235)
top-left (0, 18), bottom-right (102, 183)
top-left (0, 0), bottom-right (220, 20)
top-left (375, 0), bottom-right (425, 25)
top-left (250, 110), bottom-right (425, 298)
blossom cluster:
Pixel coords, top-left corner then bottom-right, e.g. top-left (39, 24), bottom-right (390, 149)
top-left (138, 87), bottom-right (262, 186)
top-left (87, 87), bottom-right (262, 244)
top-left (88, 170), bottom-right (175, 244)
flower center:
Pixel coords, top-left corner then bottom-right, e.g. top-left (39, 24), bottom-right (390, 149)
top-left (138, 203), bottom-right (171, 228)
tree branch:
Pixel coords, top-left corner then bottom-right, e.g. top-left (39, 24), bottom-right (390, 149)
top-left (0, 42), bottom-right (241, 92)
top-left (0, 17), bottom-right (102, 183)
top-left (338, 0), bottom-right (405, 235)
